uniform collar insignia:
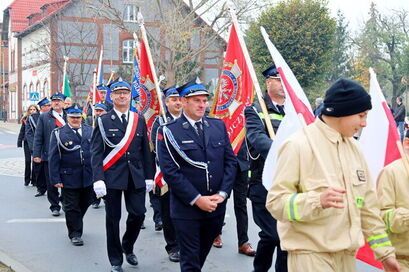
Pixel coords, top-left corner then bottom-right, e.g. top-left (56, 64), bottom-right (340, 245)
top-left (111, 114), bottom-right (116, 120)
top-left (203, 119), bottom-right (209, 127)
top-left (182, 122), bottom-right (190, 129)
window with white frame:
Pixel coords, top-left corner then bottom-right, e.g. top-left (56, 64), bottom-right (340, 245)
top-left (43, 80), bottom-right (48, 98)
top-left (122, 40), bottom-right (136, 63)
top-left (23, 84), bottom-right (27, 103)
top-left (36, 81), bottom-right (40, 96)
top-left (124, 5), bottom-right (138, 22)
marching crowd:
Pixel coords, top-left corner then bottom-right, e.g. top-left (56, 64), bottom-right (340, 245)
top-left (15, 64), bottom-right (408, 272)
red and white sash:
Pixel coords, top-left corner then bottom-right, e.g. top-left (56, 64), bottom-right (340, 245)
top-left (52, 111), bottom-right (66, 127)
top-left (154, 164), bottom-right (166, 188)
top-left (103, 112), bottom-right (139, 171)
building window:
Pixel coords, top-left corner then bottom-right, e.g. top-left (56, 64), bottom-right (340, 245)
top-left (42, 80), bottom-right (48, 98)
top-left (122, 40), bottom-right (136, 63)
top-left (35, 81), bottom-right (41, 99)
top-left (29, 83), bottom-right (33, 102)
top-left (124, 5), bottom-right (138, 22)
top-left (23, 84), bottom-right (27, 104)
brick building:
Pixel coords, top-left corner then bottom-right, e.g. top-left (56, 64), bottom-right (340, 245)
top-left (2, 0), bottom-right (225, 122)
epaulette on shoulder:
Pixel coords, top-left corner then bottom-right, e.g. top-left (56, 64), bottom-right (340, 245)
top-left (52, 127), bottom-right (62, 133)
top-left (161, 119), bottom-right (176, 127)
top-left (204, 115), bottom-right (218, 120)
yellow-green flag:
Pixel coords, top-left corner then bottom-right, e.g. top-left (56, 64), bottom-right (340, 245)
top-left (63, 74), bottom-right (71, 97)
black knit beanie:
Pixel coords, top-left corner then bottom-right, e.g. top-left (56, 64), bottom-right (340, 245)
top-left (322, 78), bottom-right (372, 117)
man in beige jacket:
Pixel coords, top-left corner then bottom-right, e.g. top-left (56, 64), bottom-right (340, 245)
top-left (266, 78), bottom-right (400, 272)
top-left (377, 130), bottom-right (409, 271)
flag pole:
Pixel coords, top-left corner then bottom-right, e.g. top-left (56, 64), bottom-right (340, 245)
top-left (137, 13), bottom-right (166, 119)
top-left (107, 71), bottom-right (115, 85)
top-left (229, 8), bottom-right (275, 139)
top-left (92, 69), bottom-right (97, 128)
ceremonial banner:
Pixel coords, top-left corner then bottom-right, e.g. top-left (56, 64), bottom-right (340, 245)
top-left (137, 37), bottom-right (160, 138)
top-left (130, 47), bottom-right (141, 113)
top-left (357, 68), bottom-right (402, 269)
top-left (260, 26), bottom-right (314, 190)
top-left (210, 22), bottom-right (254, 154)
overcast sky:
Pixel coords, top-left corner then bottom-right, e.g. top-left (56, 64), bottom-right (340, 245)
top-left (1, 0), bottom-right (408, 32)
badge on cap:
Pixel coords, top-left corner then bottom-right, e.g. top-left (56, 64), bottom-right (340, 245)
top-left (356, 170), bottom-right (366, 182)
top-left (326, 107), bottom-right (334, 112)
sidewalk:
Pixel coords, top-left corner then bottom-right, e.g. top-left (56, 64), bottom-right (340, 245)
top-left (0, 122), bottom-right (20, 133)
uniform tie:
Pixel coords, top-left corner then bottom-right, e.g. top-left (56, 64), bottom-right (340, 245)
top-left (121, 114), bottom-right (128, 128)
top-left (276, 104), bottom-right (285, 115)
top-left (73, 127), bottom-right (82, 141)
top-left (195, 121), bottom-right (204, 145)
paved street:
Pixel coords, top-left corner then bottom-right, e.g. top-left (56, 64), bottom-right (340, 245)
top-left (0, 123), bottom-right (380, 272)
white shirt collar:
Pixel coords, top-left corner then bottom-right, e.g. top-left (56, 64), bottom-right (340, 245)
top-left (113, 108), bottom-right (129, 121)
top-left (272, 101), bottom-right (284, 108)
top-left (67, 123), bottom-right (82, 135)
top-left (183, 112), bottom-right (202, 128)
top-left (170, 112), bottom-right (181, 120)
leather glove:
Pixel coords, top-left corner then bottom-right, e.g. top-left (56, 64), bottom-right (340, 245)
top-left (145, 179), bottom-right (154, 192)
top-left (93, 180), bottom-right (107, 198)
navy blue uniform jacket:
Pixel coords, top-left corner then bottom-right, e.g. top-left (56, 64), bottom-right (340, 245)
top-left (48, 124), bottom-right (93, 188)
top-left (91, 110), bottom-right (154, 190)
top-left (25, 113), bottom-right (39, 151)
top-left (33, 110), bottom-right (66, 161)
top-left (157, 115), bottom-right (237, 220)
top-left (244, 94), bottom-right (283, 203)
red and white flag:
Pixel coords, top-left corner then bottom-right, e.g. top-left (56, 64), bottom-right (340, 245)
top-left (260, 26), bottom-right (314, 190)
top-left (137, 37), bottom-right (160, 139)
top-left (210, 21), bottom-right (254, 154)
top-left (357, 68), bottom-right (401, 269)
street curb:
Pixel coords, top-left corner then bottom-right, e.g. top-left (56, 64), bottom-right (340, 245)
top-left (0, 249), bottom-right (32, 272)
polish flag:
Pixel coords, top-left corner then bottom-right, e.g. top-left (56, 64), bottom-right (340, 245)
top-left (357, 68), bottom-right (401, 269)
top-left (260, 26), bottom-right (314, 190)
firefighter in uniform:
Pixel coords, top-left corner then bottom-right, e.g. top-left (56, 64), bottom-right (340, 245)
top-left (91, 79), bottom-right (154, 272)
top-left (87, 102), bottom-right (107, 209)
top-left (377, 129), bottom-right (409, 271)
top-left (86, 85), bottom-right (113, 125)
top-left (33, 93), bottom-right (66, 216)
top-left (150, 86), bottom-right (182, 262)
top-left (49, 104), bottom-right (94, 246)
top-left (244, 64), bottom-right (287, 272)
top-left (27, 97), bottom-right (51, 191)
top-left (157, 80), bottom-right (237, 271)
top-left (266, 78), bottom-right (400, 272)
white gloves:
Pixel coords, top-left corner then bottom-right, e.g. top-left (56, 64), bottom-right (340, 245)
top-left (145, 179), bottom-right (154, 192)
top-left (93, 180), bottom-right (107, 198)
